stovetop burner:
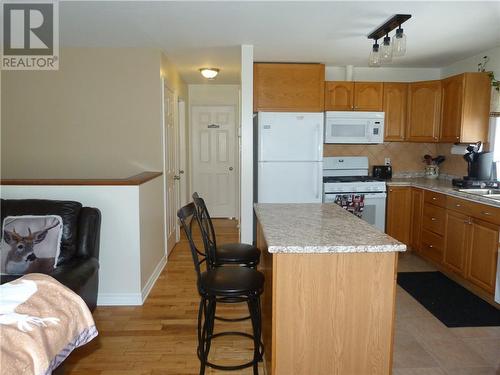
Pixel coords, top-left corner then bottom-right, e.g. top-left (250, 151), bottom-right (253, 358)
top-left (323, 176), bottom-right (383, 183)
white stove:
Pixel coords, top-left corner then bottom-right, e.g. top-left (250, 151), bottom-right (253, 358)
top-left (323, 156), bottom-right (387, 231)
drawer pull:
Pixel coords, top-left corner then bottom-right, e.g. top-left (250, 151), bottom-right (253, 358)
top-left (432, 197), bottom-right (437, 200)
top-left (482, 211), bottom-right (492, 216)
top-left (455, 204), bottom-right (461, 207)
top-left (428, 245), bottom-right (434, 248)
top-left (431, 217), bottom-right (437, 221)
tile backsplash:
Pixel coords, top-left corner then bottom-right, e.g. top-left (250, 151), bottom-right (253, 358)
top-left (324, 142), bottom-right (468, 178)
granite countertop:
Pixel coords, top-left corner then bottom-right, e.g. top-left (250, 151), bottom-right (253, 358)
top-left (254, 203), bottom-right (406, 254)
top-left (387, 177), bottom-right (500, 208)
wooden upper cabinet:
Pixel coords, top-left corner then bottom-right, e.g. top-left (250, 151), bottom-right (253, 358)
top-left (406, 80), bottom-right (442, 142)
top-left (325, 81), bottom-right (383, 111)
top-left (440, 74), bottom-right (464, 142)
top-left (253, 63), bottom-right (325, 112)
top-left (383, 83), bottom-right (408, 141)
top-left (354, 82), bottom-right (384, 111)
top-left (324, 81), bottom-right (354, 110)
top-left (440, 72), bottom-right (491, 143)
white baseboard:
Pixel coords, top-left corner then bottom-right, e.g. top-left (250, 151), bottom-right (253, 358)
top-left (97, 293), bottom-right (142, 306)
top-left (96, 255), bottom-right (167, 306)
top-left (141, 254), bottom-right (167, 303)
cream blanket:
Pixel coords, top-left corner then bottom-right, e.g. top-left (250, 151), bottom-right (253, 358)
top-left (0, 273), bottom-right (98, 374)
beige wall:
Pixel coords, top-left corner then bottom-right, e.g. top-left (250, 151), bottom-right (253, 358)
top-left (324, 142), bottom-right (437, 175)
top-left (1, 47), bottom-right (187, 179)
top-left (324, 142), bottom-right (467, 178)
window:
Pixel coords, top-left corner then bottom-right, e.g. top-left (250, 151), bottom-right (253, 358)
top-left (491, 117), bottom-right (500, 179)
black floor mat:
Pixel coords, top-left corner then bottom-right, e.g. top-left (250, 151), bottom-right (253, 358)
top-left (397, 271), bottom-right (500, 327)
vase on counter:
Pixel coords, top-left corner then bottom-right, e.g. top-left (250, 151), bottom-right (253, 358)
top-left (425, 165), bottom-right (439, 179)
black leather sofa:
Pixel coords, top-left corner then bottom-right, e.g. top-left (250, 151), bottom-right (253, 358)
top-left (1, 199), bottom-right (101, 311)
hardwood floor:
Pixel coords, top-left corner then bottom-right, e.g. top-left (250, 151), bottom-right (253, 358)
top-left (66, 221), bottom-right (500, 375)
top-left (66, 219), bottom-right (264, 375)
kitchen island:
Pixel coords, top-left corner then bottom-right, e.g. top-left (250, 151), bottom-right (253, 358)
top-left (254, 203), bottom-right (406, 375)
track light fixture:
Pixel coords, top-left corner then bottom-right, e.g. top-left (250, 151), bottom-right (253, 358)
top-left (367, 14), bottom-right (411, 66)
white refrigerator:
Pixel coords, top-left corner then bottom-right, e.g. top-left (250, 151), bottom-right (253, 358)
top-left (256, 112), bottom-right (323, 203)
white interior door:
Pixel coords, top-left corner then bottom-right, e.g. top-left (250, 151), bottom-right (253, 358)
top-left (192, 106), bottom-right (237, 218)
top-left (178, 100), bottom-right (188, 208)
top-left (164, 83), bottom-right (179, 255)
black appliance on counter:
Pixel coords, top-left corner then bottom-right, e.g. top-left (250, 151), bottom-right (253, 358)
top-left (451, 145), bottom-right (497, 188)
top-left (372, 165), bottom-right (392, 180)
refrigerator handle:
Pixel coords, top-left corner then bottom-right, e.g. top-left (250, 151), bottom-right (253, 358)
top-left (316, 123), bottom-right (322, 160)
top-left (315, 163), bottom-right (320, 199)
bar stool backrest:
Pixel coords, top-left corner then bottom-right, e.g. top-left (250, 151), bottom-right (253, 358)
top-left (192, 192), bottom-right (218, 267)
top-left (177, 202), bottom-right (213, 292)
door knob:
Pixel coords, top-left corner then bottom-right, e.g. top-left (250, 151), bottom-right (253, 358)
top-left (173, 175), bottom-right (181, 180)
top-left (229, 167), bottom-right (233, 171)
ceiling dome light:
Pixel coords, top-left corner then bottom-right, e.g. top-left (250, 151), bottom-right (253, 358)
top-left (199, 68), bottom-right (219, 79)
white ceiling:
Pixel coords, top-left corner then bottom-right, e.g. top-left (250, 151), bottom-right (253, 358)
top-left (60, 1), bottom-right (500, 84)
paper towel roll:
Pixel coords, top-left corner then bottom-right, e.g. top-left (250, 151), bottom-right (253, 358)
top-left (451, 145), bottom-right (467, 155)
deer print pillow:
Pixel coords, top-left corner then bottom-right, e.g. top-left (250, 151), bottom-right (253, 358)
top-left (1, 215), bottom-right (63, 275)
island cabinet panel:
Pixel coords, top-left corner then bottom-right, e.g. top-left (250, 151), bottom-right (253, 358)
top-left (467, 219), bottom-right (499, 294)
top-left (440, 72), bottom-right (491, 143)
top-left (353, 82), bottom-right (384, 111)
top-left (253, 63), bottom-right (325, 112)
top-left (410, 188), bottom-right (424, 252)
top-left (444, 210), bottom-right (469, 276)
top-left (383, 83), bottom-right (408, 141)
top-left (406, 80), bottom-right (442, 142)
top-left (324, 81), bottom-right (354, 110)
top-left (386, 186), bottom-right (412, 244)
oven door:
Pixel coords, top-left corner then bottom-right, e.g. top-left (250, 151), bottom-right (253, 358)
top-left (324, 192), bottom-right (387, 231)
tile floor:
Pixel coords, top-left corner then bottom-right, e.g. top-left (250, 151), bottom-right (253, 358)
top-left (394, 252), bottom-right (500, 375)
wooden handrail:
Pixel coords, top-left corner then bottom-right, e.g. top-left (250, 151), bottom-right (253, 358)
top-left (0, 171), bottom-right (163, 186)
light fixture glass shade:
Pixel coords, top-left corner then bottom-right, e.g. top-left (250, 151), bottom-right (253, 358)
top-left (381, 35), bottom-right (392, 63)
top-left (369, 42), bottom-right (381, 67)
top-left (393, 28), bottom-right (406, 56)
top-left (199, 68), bottom-right (219, 79)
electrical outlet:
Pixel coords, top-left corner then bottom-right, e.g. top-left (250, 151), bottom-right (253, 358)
top-left (385, 158), bottom-right (391, 166)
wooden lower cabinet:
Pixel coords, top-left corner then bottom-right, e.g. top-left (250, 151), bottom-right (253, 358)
top-left (389, 187), bottom-right (499, 298)
top-left (386, 186), bottom-right (412, 244)
top-left (467, 219), bottom-right (499, 294)
top-left (443, 211), bottom-right (469, 276)
top-left (410, 188), bottom-right (424, 251)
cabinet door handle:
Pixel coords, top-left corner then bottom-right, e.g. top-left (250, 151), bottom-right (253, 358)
top-left (431, 217), bottom-right (437, 221)
top-left (482, 211), bottom-right (492, 216)
top-left (455, 204), bottom-right (461, 207)
top-left (428, 245), bottom-right (434, 248)
top-left (432, 197), bottom-right (437, 200)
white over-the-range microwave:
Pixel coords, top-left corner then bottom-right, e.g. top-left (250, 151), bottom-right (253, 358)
top-left (324, 111), bottom-right (385, 144)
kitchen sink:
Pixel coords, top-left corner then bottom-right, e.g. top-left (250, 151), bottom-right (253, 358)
top-left (457, 188), bottom-right (500, 200)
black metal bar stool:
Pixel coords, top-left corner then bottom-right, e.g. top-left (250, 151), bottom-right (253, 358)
top-left (178, 203), bottom-right (264, 375)
top-left (192, 192), bottom-right (261, 268)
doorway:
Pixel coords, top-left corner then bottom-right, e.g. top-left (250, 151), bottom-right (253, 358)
top-left (191, 105), bottom-right (238, 218)
top-left (163, 81), bottom-right (180, 255)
